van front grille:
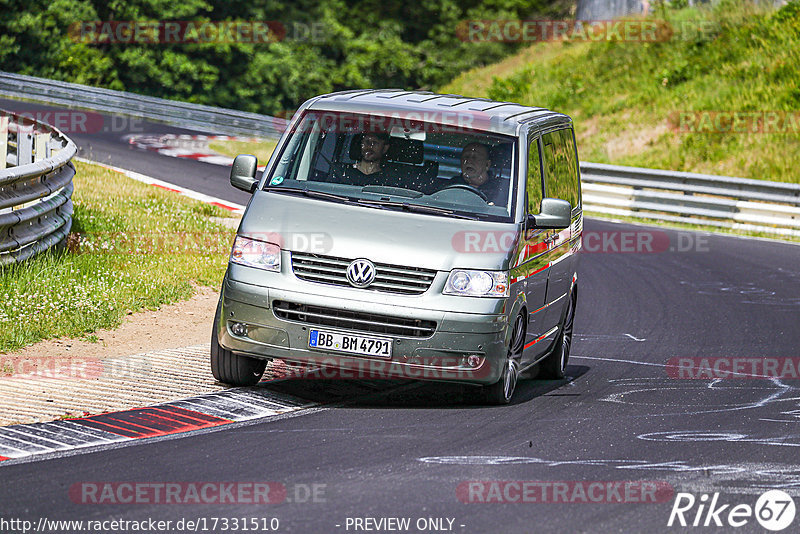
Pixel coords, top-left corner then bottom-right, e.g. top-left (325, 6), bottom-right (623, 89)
top-left (273, 300), bottom-right (436, 338)
top-left (291, 252), bottom-right (436, 295)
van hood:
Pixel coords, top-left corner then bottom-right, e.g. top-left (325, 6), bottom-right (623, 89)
top-left (238, 191), bottom-right (517, 271)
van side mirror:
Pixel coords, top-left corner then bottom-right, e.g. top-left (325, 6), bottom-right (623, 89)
top-left (230, 154), bottom-right (258, 193)
top-left (528, 198), bottom-right (571, 229)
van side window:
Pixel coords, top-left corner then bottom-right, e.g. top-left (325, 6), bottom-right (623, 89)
top-left (526, 136), bottom-right (543, 215)
top-left (541, 128), bottom-right (580, 210)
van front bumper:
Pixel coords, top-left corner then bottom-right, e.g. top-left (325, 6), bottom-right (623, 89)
top-left (217, 277), bottom-right (509, 386)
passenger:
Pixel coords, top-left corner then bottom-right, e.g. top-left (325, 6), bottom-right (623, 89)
top-left (448, 142), bottom-right (507, 205)
top-left (346, 132), bottom-right (390, 185)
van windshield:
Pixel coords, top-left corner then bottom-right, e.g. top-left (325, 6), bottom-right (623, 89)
top-left (264, 110), bottom-right (517, 222)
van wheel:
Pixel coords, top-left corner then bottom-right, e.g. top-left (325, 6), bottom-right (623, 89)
top-left (481, 314), bottom-right (525, 405)
top-left (541, 289), bottom-right (576, 379)
top-left (210, 304), bottom-right (266, 386)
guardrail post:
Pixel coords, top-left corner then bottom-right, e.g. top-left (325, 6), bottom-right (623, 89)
top-left (34, 132), bottom-right (50, 162)
top-left (0, 116), bottom-right (7, 169)
top-left (680, 180), bottom-right (694, 218)
top-left (17, 129), bottom-right (33, 166)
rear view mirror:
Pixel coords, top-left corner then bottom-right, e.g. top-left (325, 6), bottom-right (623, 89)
top-left (389, 125), bottom-right (426, 141)
top-left (530, 198), bottom-right (571, 229)
top-left (230, 154), bottom-right (258, 192)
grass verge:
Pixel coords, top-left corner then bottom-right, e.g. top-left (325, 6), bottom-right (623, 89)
top-left (0, 160), bottom-right (236, 353)
top-left (208, 138), bottom-right (278, 163)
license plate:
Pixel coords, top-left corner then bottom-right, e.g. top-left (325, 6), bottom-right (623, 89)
top-left (308, 329), bottom-right (392, 358)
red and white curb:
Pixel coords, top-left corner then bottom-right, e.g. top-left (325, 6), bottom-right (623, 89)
top-left (125, 134), bottom-right (267, 169)
top-left (0, 378), bottom-right (407, 465)
top-left (0, 388), bottom-right (313, 463)
top-left (75, 157), bottom-right (245, 214)
top-left (0, 345), bottom-right (408, 465)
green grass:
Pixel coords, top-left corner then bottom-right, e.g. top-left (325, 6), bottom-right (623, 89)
top-left (0, 160), bottom-right (236, 353)
top-left (208, 138), bottom-right (278, 164)
top-left (442, 0), bottom-right (800, 183)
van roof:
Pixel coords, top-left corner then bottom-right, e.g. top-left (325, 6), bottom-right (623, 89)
top-left (306, 89), bottom-right (571, 136)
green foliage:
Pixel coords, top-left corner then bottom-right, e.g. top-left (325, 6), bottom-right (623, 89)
top-left (0, 0), bottom-right (570, 115)
top-left (448, 1), bottom-right (800, 182)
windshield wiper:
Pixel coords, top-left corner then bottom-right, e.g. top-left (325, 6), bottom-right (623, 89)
top-left (265, 186), bottom-right (353, 203)
top-left (265, 189), bottom-right (487, 219)
top-left (356, 199), bottom-right (482, 220)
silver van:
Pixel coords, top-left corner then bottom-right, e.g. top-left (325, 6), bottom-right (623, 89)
top-left (212, 90), bottom-right (582, 404)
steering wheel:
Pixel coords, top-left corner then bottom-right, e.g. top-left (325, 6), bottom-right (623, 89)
top-left (439, 184), bottom-right (489, 202)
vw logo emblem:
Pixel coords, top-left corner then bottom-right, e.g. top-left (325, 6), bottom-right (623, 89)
top-left (346, 259), bottom-right (376, 288)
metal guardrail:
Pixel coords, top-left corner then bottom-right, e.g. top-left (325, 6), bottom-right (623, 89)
top-left (580, 162), bottom-right (800, 237)
top-left (0, 109), bottom-right (77, 266)
top-left (0, 71), bottom-right (288, 139)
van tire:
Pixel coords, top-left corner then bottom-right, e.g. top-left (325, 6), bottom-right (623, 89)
top-left (540, 289), bottom-right (576, 379)
top-left (211, 304), bottom-right (267, 386)
top-left (481, 313), bottom-right (525, 405)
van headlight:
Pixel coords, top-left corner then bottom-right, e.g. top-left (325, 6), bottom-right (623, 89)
top-left (444, 270), bottom-right (509, 297)
top-left (230, 236), bottom-right (281, 272)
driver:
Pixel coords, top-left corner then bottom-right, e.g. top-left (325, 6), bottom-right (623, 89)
top-left (447, 142), bottom-right (507, 205)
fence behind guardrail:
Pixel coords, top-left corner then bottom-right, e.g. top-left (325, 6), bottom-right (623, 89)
top-left (0, 109), bottom-right (77, 266)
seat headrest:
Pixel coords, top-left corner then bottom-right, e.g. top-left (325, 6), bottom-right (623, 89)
top-left (349, 133), bottom-right (396, 161)
top-left (490, 143), bottom-right (513, 164)
top-left (490, 143), bottom-right (513, 176)
top-left (349, 134), bottom-right (364, 161)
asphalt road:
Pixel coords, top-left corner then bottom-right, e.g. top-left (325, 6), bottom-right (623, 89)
top-left (2, 97), bottom-right (800, 533)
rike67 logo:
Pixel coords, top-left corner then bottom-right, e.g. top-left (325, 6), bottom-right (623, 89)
top-left (668, 490), bottom-right (796, 530)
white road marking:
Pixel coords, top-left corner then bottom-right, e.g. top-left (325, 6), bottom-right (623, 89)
top-left (571, 355), bottom-right (664, 368)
